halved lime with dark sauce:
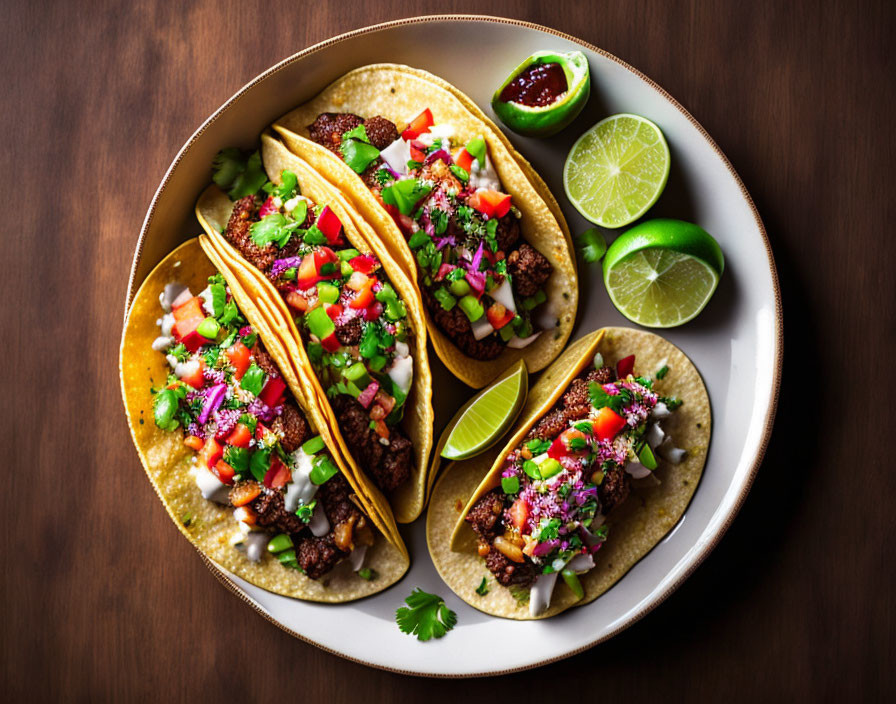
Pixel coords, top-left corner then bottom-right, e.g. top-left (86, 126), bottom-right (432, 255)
top-left (491, 51), bottom-right (590, 138)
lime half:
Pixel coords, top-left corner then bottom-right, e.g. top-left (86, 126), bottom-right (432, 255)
top-left (440, 360), bottom-right (528, 461)
top-left (602, 218), bottom-right (724, 327)
top-left (564, 113), bottom-right (670, 228)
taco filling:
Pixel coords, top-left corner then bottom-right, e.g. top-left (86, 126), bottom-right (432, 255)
top-left (151, 273), bottom-right (375, 579)
top-left (464, 353), bottom-right (685, 615)
top-left (306, 110), bottom-right (554, 360)
top-left (212, 152), bottom-right (416, 496)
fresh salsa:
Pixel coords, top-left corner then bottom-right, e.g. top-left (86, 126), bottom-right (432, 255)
top-left (307, 110), bottom-right (555, 361)
top-left (212, 151), bottom-right (415, 495)
top-left (151, 273), bottom-right (374, 579)
top-left (465, 352), bottom-right (684, 615)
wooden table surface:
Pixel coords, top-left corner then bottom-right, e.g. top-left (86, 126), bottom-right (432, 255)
top-left (3, 0), bottom-right (892, 700)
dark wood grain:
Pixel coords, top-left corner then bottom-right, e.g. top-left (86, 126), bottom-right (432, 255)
top-left (2, 0), bottom-right (893, 700)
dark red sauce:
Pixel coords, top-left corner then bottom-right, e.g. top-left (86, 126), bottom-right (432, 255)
top-left (498, 62), bottom-right (568, 107)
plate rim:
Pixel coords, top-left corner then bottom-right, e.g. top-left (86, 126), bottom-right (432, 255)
top-left (121, 13), bottom-right (783, 677)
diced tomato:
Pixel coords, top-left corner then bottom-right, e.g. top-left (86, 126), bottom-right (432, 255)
top-left (362, 301), bottom-right (383, 322)
top-left (225, 423), bottom-right (252, 448)
top-left (486, 303), bottom-right (514, 330)
top-left (594, 407), bottom-right (627, 441)
top-left (314, 247), bottom-right (340, 279)
top-left (316, 206), bottom-right (343, 245)
top-left (212, 459), bottom-right (236, 485)
top-left (184, 435), bottom-right (205, 451)
top-left (435, 263), bottom-right (456, 281)
top-left (296, 255), bottom-right (319, 289)
top-left (548, 428), bottom-right (589, 460)
top-left (409, 144), bottom-right (426, 163)
top-left (199, 437), bottom-right (223, 469)
top-left (321, 332), bottom-right (341, 352)
top-left (616, 355), bottom-right (635, 378)
top-left (230, 482), bottom-right (262, 507)
top-left (401, 108), bottom-right (434, 141)
top-left (350, 287), bottom-right (375, 310)
top-left (179, 358), bottom-right (206, 389)
top-left (469, 189), bottom-right (512, 219)
top-left (225, 342), bottom-right (251, 380)
top-left (263, 457), bottom-right (290, 489)
top-left (258, 196), bottom-right (278, 218)
top-left (348, 254), bottom-right (378, 275)
top-left (324, 303), bottom-right (344, 321)
top-left (254, 422), bottom-right (269, 441)
top-left (369, 404), bottom-right (387, 421)
top-left (373, 419), bottom-right (390, 439)
top-left (508, 498), bottom-right (529, 530)
top-left (177, 330), bottom-right (207, 353)
top-left (258, 377), bottom-right (286, 408)
top-left (171, 296), bottom-right (207, 341)
top-left (453, 147), bottom-right (474, 173)
top-left (285, 291), bottom-right (308, 312)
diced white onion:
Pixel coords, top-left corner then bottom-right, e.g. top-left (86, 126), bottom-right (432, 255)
top-left (174, 359), bottom-right (200, 380)
top-left (198, 286), bottom-right (215, 315)
top-left (380, 138), bottom-right (411, 175)
top-left (194, 467), bottom-right (229, 504)
top-left (529, 572), bottom-right (558, 617)
top-left (489, 278), bottom-right (516, 313)
top-left (152, 336), bottom-right (173, 352)
top-left (566, 553), bottom-right (595, 573)
top-left (625, 461), bottom-right (652, 479)
top-left (309, 502), bottom-right (330, 537)
top-left (658, 440), bottom-right (686, 464)
top-left (646, 422), bottom-right (665, 449)
top-left (651, 402), bottom-right (671, 419)
top-left (162, 284), bottom-right (191, 312)
top-left (387, 355), bottom-right (414, 395)
top-left (471, 316), bottom-right (495, 340)
top-left (349, 544), bottom-right (368, 572)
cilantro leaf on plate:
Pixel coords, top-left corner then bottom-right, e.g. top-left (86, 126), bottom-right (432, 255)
top-left (395, 588), bottom-right (457, 641)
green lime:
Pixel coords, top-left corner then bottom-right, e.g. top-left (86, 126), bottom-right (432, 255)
top-left (602, 218), bottom-right (724, 327)
top-left (491, 51), bottom-right (591, 138)
top-left (564, 113), bottom-right (670, 228)
top-left (440, 360), bottom-right (528, 460)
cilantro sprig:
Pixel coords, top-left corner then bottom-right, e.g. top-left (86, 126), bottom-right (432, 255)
top-left (395, 588), bottom-right (457, 641)
top-left (588, 382), bottom-right (632, 413)
top-left (212, 148), bottom-right (267, 199)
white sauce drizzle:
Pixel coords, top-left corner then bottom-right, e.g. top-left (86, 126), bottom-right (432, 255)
top-left (193, 466), bottom-right (229, 504)
top-left (308, 501), bottom-right (330, 538)
top-left (283, 448), bottom-right (318, 513)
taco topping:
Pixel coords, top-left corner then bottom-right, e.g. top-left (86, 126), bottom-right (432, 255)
top-left (151, 273), bottom-right (374, 579)
top-left (465, 354), bottom-right (684, 615)
top-left (307, 112), bottom-right (555, 360)
top-left (213, 152), bottom-right (415, 495)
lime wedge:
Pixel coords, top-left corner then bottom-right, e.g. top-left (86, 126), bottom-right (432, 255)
top-left (602, 218), bottom-right (724, 327)
top-left (563, 113), bottom-right (670, 228)
top-left (440, 361), bottom-right (528, 460)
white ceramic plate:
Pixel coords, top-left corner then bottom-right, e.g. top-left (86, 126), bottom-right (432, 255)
top-left (124, 15), bottom-right (782, 676)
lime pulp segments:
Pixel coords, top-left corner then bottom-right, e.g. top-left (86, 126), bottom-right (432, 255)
top-left (563, 114), bottom-right (670, 228)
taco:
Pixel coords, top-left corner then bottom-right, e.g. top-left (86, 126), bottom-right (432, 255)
top-left (120, 238), bottom-right (408, 602)
top-left (272, 63), bottom-right (578, 388)
top-left (426, 327), bottom-right (711, 619)
top-left (194, 135), bottom-right (433, 523)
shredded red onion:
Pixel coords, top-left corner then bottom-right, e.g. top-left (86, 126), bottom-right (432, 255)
top-left (434, 263), bottom-right (456, 281)
top-left (258, 196), bottom-right (278, 218)
top-left (197, 383), bottom-right (227, 425)
top-left (425, 148), bottom-right (452, 165)
top-left (357, 381), bottom-right (380, 409)
top-left (270, 257), bottom-right (302, 279)
top-left (465, 270), bottom-right (486, 294)
top-left (470, 241), bottom-right (485, 271)
top-left (434, 234), bottom-right (456, 250)
top-left (532, 539), bottom-right (559, 557)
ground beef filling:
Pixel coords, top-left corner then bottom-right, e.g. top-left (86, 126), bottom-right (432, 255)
top-left (307, 112), bottom-right (556, 361)
top-left (331, 395), bottom-right (412, 493)
top-left (467, 365), bottom-right (628, 590)
top-left (235, 473), bottom-right (364, 580)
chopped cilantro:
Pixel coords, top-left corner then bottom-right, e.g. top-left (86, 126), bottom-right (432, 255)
top-left (661, 396), bottom-right (683, 410)
top-left (181, 513), bottom-right (193, 527)
top-left (523, 459), bottom-right (542, 480)
top-left (168, 343), bottom-right (188, 363)
top-left (656, 365), bottom-right (669, 380)
top-left (475, 578), bottom-right (489, 596)
top-left (152, 389), bottom-right (179, 430)
top-left (395, 588), bottom-right (457, 641)
top-left (250, 213), bottom-right (301, 249)
top-left (249, 448), bottom-right (271, 481)
top-left (212, 148), bottom-right (267, 199)
top-left (358, 567), bottom-right (376, 581)
top-left (574, 421), bottom-right (593, 434)
top-left (374, 168), bottom-right (394, 186)
top-left (295, 499), bottom-right (316, 523)
top-left (341, 136), bottom-right (380, 174)
top-left (431, 208), bottom-right (449, 235)
top-left (568, 437), bottom-right (588, 451)
top-left (538, 517), bottom-right (561, 541)
top-left (406, 159), bottom-right (423, 171)
top-left (588, 382), bottom-right (631, 413)
top-left (381, 179), bottom-right (433, 216)
top-left (465, 135), bottom-right (486, 170)
top-left (526, 438), bottom-right (551, 455)
top-left (289, 199), bottom-right (308, 227)
top-left (273, 170), bottom-right (298, 200)
top-left (240, 363), bottom-right (265, 397)
top-left (223, 446), bottom-right (250, 474)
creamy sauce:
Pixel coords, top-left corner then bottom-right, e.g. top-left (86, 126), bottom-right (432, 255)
top-left (193, 466), bottom-right (229, 504)
top-left (529, 572), bottom-right (558, 617)
top-left (417, 123), bottom-right (456, 148)
top-left (172, 359), bottom-right (200, 379)
top-left (231, 524), bottom-right (271, 562)
top-left (283, 448), bottom-right (318, 513)
top-left (159, 283), bottom-right (188, 312)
